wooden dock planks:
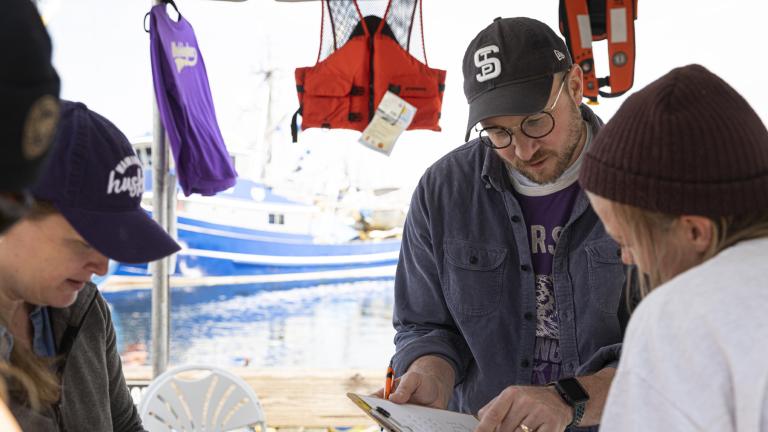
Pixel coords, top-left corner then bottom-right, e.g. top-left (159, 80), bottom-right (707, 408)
top-left (124, 367), bottom-right (383, 429)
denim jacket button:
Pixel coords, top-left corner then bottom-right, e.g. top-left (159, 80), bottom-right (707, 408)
top-left (523, 312), bottom-right (534, 321)
top-left (511, 215), bottom-right (521, 223)
top-left (520, 359), bottom-right (530, 368)
top-left (520, 264), bottom-right (531, 272)
top-left (469, 256), bottom-right (478, 265)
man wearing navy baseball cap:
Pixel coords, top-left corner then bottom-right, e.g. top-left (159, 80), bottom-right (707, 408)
top-left (0, 101), bottom-right (179, 430)
top-left (387, 17), bottom-right (627, 431)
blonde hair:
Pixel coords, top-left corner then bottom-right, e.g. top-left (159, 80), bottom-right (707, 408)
top-left (26, 199), bottom-right (58, 220)
top-left (0, 200), bottom-right (62, 409)
top-left (0, 323), bottom-right (60, 410)
top-left (608, 201), bottom-right (768, 299)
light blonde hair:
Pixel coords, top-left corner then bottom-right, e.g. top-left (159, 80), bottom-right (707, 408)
top-left (0, 199), bottom-right (62, 409)
top-left (26, 199), bottom-right (58, 220)
top-left (608, 201), bottom-right (768, 299)
top-left (0, 323), bottom-right (60, 410)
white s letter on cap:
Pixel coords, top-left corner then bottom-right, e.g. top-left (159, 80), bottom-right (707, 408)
top-left (475, 45), bottom-right (501, 82)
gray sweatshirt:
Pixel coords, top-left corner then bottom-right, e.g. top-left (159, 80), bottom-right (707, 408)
top-left (601, 237), bottom-right (768, 431)
top-left (8, 283), bottom-right (145, 431)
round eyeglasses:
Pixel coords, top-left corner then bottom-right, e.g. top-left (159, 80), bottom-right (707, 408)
top-left (476, 71), bottom-right (569, 149)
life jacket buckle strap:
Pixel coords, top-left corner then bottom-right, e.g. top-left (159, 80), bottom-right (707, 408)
top-left (348, 112), bottom-right (363, 122)
top-left (290, 107), bottom-right (302, 143)
top-left (351, 86), bottom-right (365, 96)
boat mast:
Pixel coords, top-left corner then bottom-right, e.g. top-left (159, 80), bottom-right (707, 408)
top-left (259, 68), bottom-right (275, 181)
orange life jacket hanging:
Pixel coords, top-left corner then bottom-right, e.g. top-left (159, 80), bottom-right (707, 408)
top-left (292, 0), bottom-right (446, 142)
top-left (559, 0), bottom-right (638, 103)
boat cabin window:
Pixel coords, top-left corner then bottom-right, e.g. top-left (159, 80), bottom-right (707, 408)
top-left (268, 213), bottom-right (285, 225)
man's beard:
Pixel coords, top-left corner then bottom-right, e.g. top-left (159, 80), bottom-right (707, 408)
top-left (511, 104), bottom-right (584, 185)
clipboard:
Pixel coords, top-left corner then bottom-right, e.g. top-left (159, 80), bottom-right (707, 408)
top-left (347, 393), bottom-right (479, 432)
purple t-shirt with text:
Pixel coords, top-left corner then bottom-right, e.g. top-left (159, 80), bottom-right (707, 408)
top-left (514, 182), bottom-right (581, 385)
top-left (149, 5), bottom-right (237, 196)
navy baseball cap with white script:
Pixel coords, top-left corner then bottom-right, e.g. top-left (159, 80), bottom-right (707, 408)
top-left (31, 101), bottom-right (180, 263)
top-left (462, 17), bottom-right (572, 141)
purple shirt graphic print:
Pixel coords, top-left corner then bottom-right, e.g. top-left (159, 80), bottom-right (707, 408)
top-left (515, 182), bottom-right (580, 385)
top-left (149, 5), bottom-right (237, 196)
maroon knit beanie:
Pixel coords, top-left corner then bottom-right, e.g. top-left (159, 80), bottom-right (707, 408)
top-left (579, 64), bottom-right (768, 217)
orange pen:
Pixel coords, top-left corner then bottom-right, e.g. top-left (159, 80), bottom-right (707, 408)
top-left (384, 361), bottom-right (395, 400)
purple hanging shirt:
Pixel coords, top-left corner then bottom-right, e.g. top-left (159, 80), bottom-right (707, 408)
top-left (514, 181), bottom-right (581, 385)
top-left (149, 5), bottom-right (237, 196)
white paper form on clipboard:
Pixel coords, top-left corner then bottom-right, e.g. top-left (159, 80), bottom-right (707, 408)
top-left (347, 393), bottom-right (479, 432)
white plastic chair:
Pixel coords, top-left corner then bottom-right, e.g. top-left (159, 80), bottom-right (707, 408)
top-left (138, 364), bottom-right (267, 432)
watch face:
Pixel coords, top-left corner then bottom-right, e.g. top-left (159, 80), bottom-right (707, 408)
top-left (558, 378), bottom-right (589, 403)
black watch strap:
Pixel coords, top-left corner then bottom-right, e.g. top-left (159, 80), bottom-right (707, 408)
top-left (570, 402), bottom-right (586, 427)
top-left (551, 377), bottom-right (589, 428)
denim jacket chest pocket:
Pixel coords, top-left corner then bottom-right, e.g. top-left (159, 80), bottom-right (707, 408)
top-left (585, 239), bottom-right (625, 313)
top-left (443, 239), bottom-right (508, 316)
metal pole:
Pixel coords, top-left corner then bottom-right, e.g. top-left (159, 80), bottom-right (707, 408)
top-left (150, 0), bottom-right (171, 377)
top-left (150, 100), bottom-right (171, 378)
top-left (167, 171), bottom-right (178, 276)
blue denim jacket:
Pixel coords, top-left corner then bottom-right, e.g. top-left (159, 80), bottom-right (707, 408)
top-left (392, 106), bottom-right (626, 417)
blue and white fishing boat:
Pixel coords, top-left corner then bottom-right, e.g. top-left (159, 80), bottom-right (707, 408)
top-left (100, 170), bottom-right (402, 293)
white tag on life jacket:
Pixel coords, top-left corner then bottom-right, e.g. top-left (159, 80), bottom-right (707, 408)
top-left (359, 91), bottom-right (417, 156)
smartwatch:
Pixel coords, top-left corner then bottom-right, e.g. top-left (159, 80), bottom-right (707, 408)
top-left (552, 377), bottom-right (590, 427)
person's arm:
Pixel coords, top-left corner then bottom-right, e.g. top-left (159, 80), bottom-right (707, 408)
top-left (570, 366), bottom-right (615, 426)
top-left (474, 367), bottom-right (615, 432)
top-left (386, 355), bottom-right (455, 409)
top-left (577, 343), bottom-right (621, 374)
top-left (101, 296), bottom-right (146, 432)
top-left (0, 399), bottom-right (21, 432)
top-left (388, 177), bottom-right (471, 407)
top-left (601, 368), bottom-right (704, 431)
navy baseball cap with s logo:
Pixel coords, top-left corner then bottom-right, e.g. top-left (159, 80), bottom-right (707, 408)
top-left (462, 17), bottom-right (572, 141)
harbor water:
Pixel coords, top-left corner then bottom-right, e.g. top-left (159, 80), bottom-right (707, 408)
top-left (105, 280), bottom-right (396, 370)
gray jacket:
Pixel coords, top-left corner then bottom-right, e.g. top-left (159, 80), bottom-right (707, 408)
top-left (392, 105), bottom-right (627, 415)
top-left (10, 283), bottom-right (145, 431)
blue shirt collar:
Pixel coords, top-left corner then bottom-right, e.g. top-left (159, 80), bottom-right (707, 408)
top-left (0, 305), bottom-right (57, 360)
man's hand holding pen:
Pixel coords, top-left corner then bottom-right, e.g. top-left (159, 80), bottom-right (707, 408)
top-left (375, 355), bottom-right (454, 409)
top-left (384, 363), bottom-right (395, 400)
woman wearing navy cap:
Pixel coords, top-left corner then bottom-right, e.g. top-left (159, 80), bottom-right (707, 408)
top-left (0, 101), bottom-right (180, 431)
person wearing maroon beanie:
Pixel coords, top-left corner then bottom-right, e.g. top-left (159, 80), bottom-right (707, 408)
top-left (579, 64), bottom-right (768, 430)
